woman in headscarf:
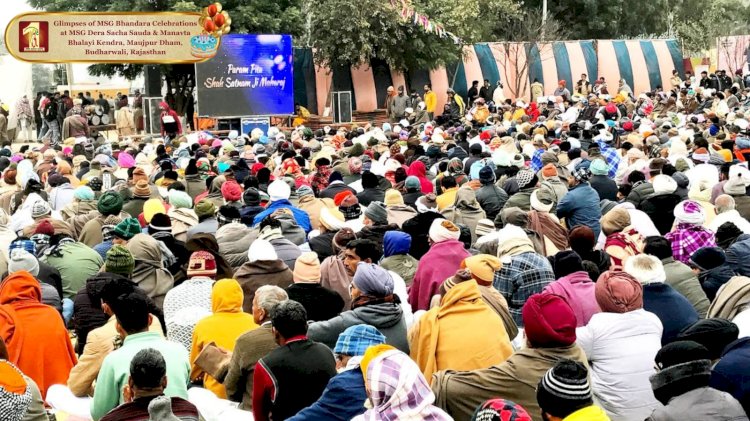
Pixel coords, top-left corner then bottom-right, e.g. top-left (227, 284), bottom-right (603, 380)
top-left (126, 234), bottom-right (174, 308)
top-left (575, 271), bottom-right (662, 421)
top-left (527, 189), bottom-right (569, 256)
top-left (353, 346), bottom-right (452, 421)
top-left (601, 207), bottom-right (644, 269)
top-left (309, 157), bottom-right (332, 195)
top-left (319, 228), bottom-right (356, 309)
top-left (406, 161), bottom-right (434, 194)
top-left (665, 200), bottom-right (716, 263)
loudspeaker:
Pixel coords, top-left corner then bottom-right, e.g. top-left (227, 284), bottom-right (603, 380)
top-left (144, 65), bottom-right (162, 97)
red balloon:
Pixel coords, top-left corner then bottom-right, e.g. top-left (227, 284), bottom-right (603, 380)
top-left (207, 4), bottom-right (218, 17)
top-left (213, 13), bottom-right (226, 27)
top-left (204, 19), bottom-right (216, 32)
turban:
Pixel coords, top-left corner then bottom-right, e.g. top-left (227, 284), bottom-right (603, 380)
top-left (168, 189), bottom-right (193, 209)
top-left (461, 254), bottom-right (502, 285)
top-left (221, 181), bottom-right (242, 202)
top-left (353, 262), bottom-right (394, 297)
top-left (429, 219), bottom-right (461, 243)
top-left (674, 200), bottom-right (705, 225)
top-left (595, 271), bottom-right (643, 313)
top-left (143, 199), bottom-right (166, 224)
top-left (74, 186), bottom-right (95, 201)
top-left (117, 152), bottom-right (135, 169)
top-left (248, 239), bottom-right (278, 262)
top-left (195, 199), bottom-right (217, 219)
top-left (97, 191), bottom-right (123, 216)
top-left (268, 180), bottom-right (291, 202)
top-left (522, 293), bottom-right (577, 348)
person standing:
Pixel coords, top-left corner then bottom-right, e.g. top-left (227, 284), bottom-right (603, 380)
top-left (159, 101), bottom-right (181, 142)
top-left (252, 300), bottom-right (337, 421)
top-left (33, 91), bottom-right (43, 139)
top-left (14, 95), bottom-right (34, 142)
top-left (467, 80), bottom-right (480, 105)
top-left (390, 86), bottom-right (409, 123)
top-left (670, 70), bottom-right (683, 89)
top-left (42, 93), bottom-right (60, 146)
top-left (531, 79), bottom-right (544, 102)
top-left (576, 74), bottom-right (591, 96)
top-left (479, 79), bottom-right (493, 103)
top-left (424, 84), bottom-right (437, 120)
top-left (96, 94), bottom-right (111, 116)
top-left (132, 89), bottom-right (144, 134)
top-left (0, 104), bottom-right (9, 143)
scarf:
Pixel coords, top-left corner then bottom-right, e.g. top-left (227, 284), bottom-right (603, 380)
top-left (527, 210), bottom-right (568, 254)
top-left (311, 165), bottom-right (332, 193)
top-left (351, 294), bottom-right (399, 310)
top-left (665, 223), bottom-right (717, 264)
top-left (45, 237), bottom-right (75, 258)
top-left (497, 236), bottom-right (535, 260)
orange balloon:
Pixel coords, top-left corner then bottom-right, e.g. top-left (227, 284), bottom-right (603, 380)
top-left (207, 4), bottom-right (218, 17)
top-left (213, 13), bottom-right (226, 27)
top-left (204, 19), bottom-right (216, 32)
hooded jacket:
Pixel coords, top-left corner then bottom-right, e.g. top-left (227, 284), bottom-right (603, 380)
top-left (0, 271), bottom-right (77, 399)
top-left (215, 223), bottom-right (257, 270)
top-left (307, 301), bottom-right (409, 353)
top-left (407, 161), bottom-right (434, 194)
top-left (234, 259), bottom-right (293, 312)
top-left (190, 279), bottom-right (257, 399)
top-left (543, 271), bottom-right (600, 327)
top-left (380, 231), bottom-right (419, 287)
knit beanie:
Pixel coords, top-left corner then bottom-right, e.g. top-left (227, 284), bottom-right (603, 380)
top-left (537, 360), bottom-right (593, 418)
top-left (168, 189), bottom-right (192, 209)
top-left (688, 247), bottom-right (726, 271)
top-left (650, 341), bottom-right (712, 405)
top-left (194, 199), bottom-right (217, 219)
top-left (474, 219), bottom-right (496, 238)
top-left (217, 205), bottom-right (241, 225)
top-left (384, 189), bottom-right (404, 206)
top-left (479, 165), bottom-right (496, 184)
top-left (74, 186), bottom-right (95, 201)
top-left (113, 217), bottom-right (142, 240)
top-left (548, 250), bottom-right (584, 279)
top-left (296, 185), bottom-right (314, 198)
top-left (292, 252), bottom-right (321, 283)
top-left (34, 219), bottom-right (54, 236)
top-left (148, 213), bottom-right (172, 234)
top-left (105, 245), bottom-right (135, 276)
top-left (98, 191), bottom-right (124, 216)
top-left (460, 254), bottom-right (502, 286)
top-left (133, 180), bottom-right (151, 198)
top-left (404, 176), bottom-right (421, 191)
top-left (8, 249), bottom-right (39, 277)
top-left (243, 188), bottom-right (260, 206)
top-left (364, 201), bottom-right (388, 225)
top-left (541, 163), bottom-right (558, 179)
top-left (676, 318), bottom-right (739, 360)
top-left (187, 250), bottom-right (217, 278)
top-left (31, 200), bottom-right (51, 219)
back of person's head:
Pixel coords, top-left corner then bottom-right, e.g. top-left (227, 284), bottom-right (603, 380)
top-left (346, 238), bottom-right (382, 262)
top-left (643, 236), bottom-right (673, 260)
top-left (581, 260), bottom-right (600, 282)
top-left (650, 340), bottom-right (712, 405)
top-left (627, 170), bottom-right (646, 184)
top-left (361, 171), bottom-right (378, 189)
top-left (537, 359), bottom-right (593, 419)
top-left (441, 175), bottom-right (457, 189)
top-left (255, 285), bottom-right (288, 315)
top-left (624, 254), bottom-right (666, 285)
top-left (271, 300), bottom-right (308, 339)
top-left (111, 291), bottom-right (151, 334)
top-left (715, 194), bottom-right (736, 214)
top-left (99, 276), bottom-right (138, 307)
top-left (129, 348), bottom-right (166, 390)
top-left (568, 225), bottom-right (596, 254)
top-left (259, 215), bottom-right (282, 231)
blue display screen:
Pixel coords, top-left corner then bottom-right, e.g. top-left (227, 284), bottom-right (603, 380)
top-left (195, 34), bottom-right (294, 117)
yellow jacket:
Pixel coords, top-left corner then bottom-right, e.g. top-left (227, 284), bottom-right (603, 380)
top-left (563, 405), bottom-right (611, 421)
top-left (436, 187), bottom-right (459, 211)
top-left (408, 280), bottom-right (512, 383)
top-left (190, 279), bottom-right (258, 398)
top-left (424, 91), bottom-right (437, 113)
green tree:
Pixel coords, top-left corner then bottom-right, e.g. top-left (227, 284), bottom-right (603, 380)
top-left (418, 0), bottom-right (521, 44)
top-left (28, 0), bottom-right (305, 114)
top-left (309, 0), bottom-right (462, 71)
top-left (671, 0), bottom-right (750, 54)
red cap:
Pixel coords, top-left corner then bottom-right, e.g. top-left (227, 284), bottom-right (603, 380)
top-left (334, 190), bottom-right (354, 207)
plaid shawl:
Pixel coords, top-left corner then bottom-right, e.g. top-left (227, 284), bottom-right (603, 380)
top-left (665, 223), bottom-right (716, 264)
top-left (355, 350), bottom-right (452, 421)
top-left (596, 140), bottom-right (621, 178)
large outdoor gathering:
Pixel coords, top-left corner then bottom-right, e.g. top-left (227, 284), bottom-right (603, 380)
top-left (3, 0), bottom-right (750, 420)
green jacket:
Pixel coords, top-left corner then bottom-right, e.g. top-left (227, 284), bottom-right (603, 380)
top-left (90, 331), bottom-right (190, 420)
top-left (42, 241), bottom-right (104, 299)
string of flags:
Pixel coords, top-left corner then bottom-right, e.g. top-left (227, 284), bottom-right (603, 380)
top-left (390, 0), bottom-right (462, 44)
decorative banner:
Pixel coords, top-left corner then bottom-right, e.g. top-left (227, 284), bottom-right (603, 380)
top-left (390, 0), bottom-right (461, 44)
top-left (4, 5), bottom-right (231, 63)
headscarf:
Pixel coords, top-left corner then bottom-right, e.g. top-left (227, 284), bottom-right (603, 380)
top-left (595, 271), bottom-right (643, 313)
top-left (353, 262), bottom-right (394, 297)
top-left (428, 219), bottom-right (460, 243)
top-left (126, 234), bottom-right (174, 307)
top-left (356, 349), bottom-right (452, 421)
top-left (674, 200), bottom-right (705, 225)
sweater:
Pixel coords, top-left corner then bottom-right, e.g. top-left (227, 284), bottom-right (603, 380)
top-left (253, 337), bottom-right (336, 421)
top-left (223, 323), bottom-right (277, 410)
top-left (90, 331), bottom-right (190, 420)
top-left (643, 283), bottom-right (699, 344)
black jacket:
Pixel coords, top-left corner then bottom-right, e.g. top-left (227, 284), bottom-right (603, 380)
top-left (700, 264), bottom-right (737, 302)
top-left (640, 193), bottom-right (682, 235)
top-left (589, 175), bottom-right (618, 201)
top-left (286, 283), bottom-right (344, 322)
top-left (356, 223), bottom-right (399, 253)
top-left (319, 183), bottom-right (357, 200)
top-left (309, 231), bottom-right (336, 262)
top-left (475, 184), bottom-right (508, 221)
top-left (403, 190), bottom-right (423, 209)
top-left (357, 188), bottom-right (385, 207)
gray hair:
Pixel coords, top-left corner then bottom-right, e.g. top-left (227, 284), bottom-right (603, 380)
top-left (715, 194), bottom-right (736, 215)
top-left (255, 285), bottom-right (288, 314)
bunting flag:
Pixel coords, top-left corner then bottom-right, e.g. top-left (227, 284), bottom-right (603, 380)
top-left (390, 0), bottom-right (461, 44)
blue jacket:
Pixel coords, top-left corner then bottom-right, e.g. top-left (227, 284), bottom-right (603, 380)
top-left (287, 368), bottom-right (367, 421)
top-left (252, 199), bottom-right (312, 233)
top-left (643, 283), bottom-right (699, 345)
top-left (726, 234), bottom-right (750, 278)
top-left (710, 337), bottom-right (750, 415)
top-left (556, 182), bottom-right (602, 238)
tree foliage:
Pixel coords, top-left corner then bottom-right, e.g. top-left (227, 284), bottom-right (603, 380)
top-left (671, 0), bottom-right (750, 54)
top-left (309, 0), bottom-right (462, 71)
top-left (418, 0), bottom-right (520, 44)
